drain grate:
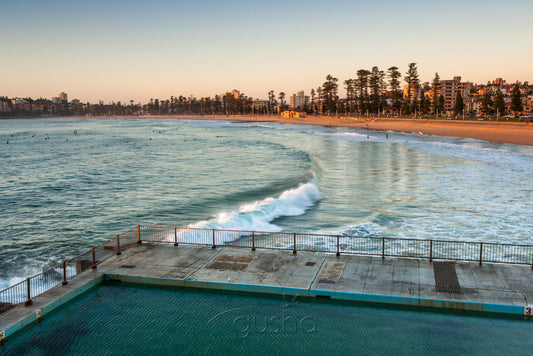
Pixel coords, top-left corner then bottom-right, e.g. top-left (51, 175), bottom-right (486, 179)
top-left (305, 262), bottom-right (316, 266)
top-left (119, 265), bottom-right (136, 269)
top-left (433, 262), bottom-right (462, 294)
top-left (318, 279), bottom-right (336, 284)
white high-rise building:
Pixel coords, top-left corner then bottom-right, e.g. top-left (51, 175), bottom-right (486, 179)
top-left (289, 91), bottom-right (309, 109)
top-left (59, 92), bottom-right (68, 103)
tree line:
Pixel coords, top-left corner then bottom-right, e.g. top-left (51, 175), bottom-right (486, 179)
top-left (2, 63), bottom-right (530, 117)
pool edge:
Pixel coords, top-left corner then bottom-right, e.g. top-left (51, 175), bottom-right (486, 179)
top-left (104, 273), bottom-right (526, 317)
top-left (2, 274), bottom-right (104, 340)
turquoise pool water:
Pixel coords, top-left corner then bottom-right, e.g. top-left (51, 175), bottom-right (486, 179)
top-left (2, 283), bottom-right (533, 355)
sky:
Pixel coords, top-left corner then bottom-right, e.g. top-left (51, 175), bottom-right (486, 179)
top-left (1, 0), bottom-right (532, 103)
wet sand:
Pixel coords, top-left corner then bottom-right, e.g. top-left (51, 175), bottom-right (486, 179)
top-left (74, 114), bottom-right (533, 146)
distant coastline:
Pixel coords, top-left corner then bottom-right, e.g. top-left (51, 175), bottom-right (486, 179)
top-left (58, 114), bottom-right (533, 147)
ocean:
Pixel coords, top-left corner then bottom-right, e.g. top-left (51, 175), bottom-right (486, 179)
top-left (1, 117), bottom-right (532, 289)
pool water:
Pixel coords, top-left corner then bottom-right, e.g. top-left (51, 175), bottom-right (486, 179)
top-left (3, 283), bottom-right (533, 355)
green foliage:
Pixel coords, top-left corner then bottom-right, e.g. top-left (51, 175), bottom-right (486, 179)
top-left (404, 63), bottom-right (420, 101)
top-left (388, 66), bottom-right (402, 114)
top-left (510, 84), bottom-right (522, 113)
top-left (482, 84), bottom-right (493, 114)
top-left (437, 95), bottom-right (445, 113)
top-left (420, 95), bottom-right (431, 114)
top-left (322, 75), bottom-right (338, 114)
top-left (454, 92), bottom-right (464, 115)
top-left (431, 73), bottom-right (440, 114)
top-left (494, 88), bottom-right (505, 115)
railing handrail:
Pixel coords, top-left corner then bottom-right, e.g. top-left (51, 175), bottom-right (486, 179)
top-left (2, 224), bottom-right (532, 313)
top-left (141, 225), bottom-right (533, 247)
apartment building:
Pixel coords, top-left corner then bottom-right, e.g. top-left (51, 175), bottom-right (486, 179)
top-left (289, 91), bottom-right (309, 109)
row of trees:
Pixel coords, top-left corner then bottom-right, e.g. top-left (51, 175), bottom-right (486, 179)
top-left (311, 63), bottom-right (436, 116)
top-left (2, 63), bottom-right (531, 117)
top-left (306, 63), bottom-right (529, 117)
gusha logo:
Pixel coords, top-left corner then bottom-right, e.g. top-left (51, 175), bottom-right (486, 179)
top-left (208, 292), bottom-right (317, 339)
top-left (232, 310), bottom-right (316, 338)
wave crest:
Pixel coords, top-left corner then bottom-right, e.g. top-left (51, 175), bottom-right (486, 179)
top-left (188, 179), bottom-right (321, 236)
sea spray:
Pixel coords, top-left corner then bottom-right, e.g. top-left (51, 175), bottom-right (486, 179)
top-left (173, 179), bottom-right (321, 243)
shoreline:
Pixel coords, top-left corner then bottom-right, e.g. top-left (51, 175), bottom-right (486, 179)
top-left (68, 114), bottom-right (533, 146)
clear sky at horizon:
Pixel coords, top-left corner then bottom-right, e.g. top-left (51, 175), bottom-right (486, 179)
top-left (1, 0), bottom-right (532, 103)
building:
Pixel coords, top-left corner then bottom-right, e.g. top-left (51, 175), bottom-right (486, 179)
top-left (281, 110), bottom-right (304, 119)
top-left (402, 84), bottom-right (421, 100)
top-left (221, 89), bottom-right (240, 100)
top-left (289, 91), bottom-right (309, 109)
top-left (0, 101), bottom-right (10, 112)
top-left (59, 92), bottom-right (68, 103)
top-left (11, 98), bottom-right (32, 111)
top-left (429, 76), bottom-right (472, 114)
top-left (251, 99), bottom-right (269, 109)
top-left (492, 78), bottom-right (506, 86)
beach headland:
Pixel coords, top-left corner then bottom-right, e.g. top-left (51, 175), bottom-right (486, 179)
top-left (67, 114), bottom-right (533, 146)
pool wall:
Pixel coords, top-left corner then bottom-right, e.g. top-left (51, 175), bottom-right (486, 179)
top-left (105, 273), bottom-right (526, 316)
top-left (2, 274), bottom-right (104, 340)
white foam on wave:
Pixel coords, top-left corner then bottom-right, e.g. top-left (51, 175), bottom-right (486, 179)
top-left (314, 131), bottom-right (381, 141)
top-left (179, 178), bottom-right (321, 243)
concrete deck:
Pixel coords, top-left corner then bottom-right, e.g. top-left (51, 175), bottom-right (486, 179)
top-left (2, 243), bottom-right (533, 340)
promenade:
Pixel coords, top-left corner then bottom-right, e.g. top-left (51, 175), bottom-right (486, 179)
top-left (2, 242), bottom-right (533, 341)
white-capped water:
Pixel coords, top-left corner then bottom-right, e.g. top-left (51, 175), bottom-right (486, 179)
top-left (190, 178), bottom-right (321, 233)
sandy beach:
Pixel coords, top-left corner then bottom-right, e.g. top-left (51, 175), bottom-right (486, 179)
top-left (125, 114), bottom-right (533, 146)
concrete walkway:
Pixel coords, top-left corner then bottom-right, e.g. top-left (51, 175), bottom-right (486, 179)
top-left (101, 244), bottom-right (533, 307)
top-left (2, 243), bottom-right (533, 340)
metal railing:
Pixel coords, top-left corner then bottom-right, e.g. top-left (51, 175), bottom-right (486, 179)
top-left (138, 225), bottom-right (533, 267)
top-left (1, 224), bottom-right (532, 315)
top-left (0, 227), bottom-right (139, 315)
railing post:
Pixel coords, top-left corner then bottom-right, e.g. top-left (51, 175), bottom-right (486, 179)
top-left (252, 231), bottom-right (256, 251)
top-left (174, 227), bottom-right (178, 246)
top-left (336, 235), bottom-right (340, 256)
top-left (212, 229), bottom-right (216, 249)
top-left (479, 242), bottom-right (483, 266)
top-left (62, 261), bottom-right (68, 285)
top-left (137, 224), bottom-right (142, 244)
top-left (293, 233), bottom-right (297, 254)
top-left (381, 238), bottom-right (385, 260)
top-left (91, 247), bottom-right (97, 269)
top-left (429, 240), bottom-right (433, 263)
top-left (116, 235), bottom-right (121, 255)
top-left (25, 278), bottom-right (32, 306)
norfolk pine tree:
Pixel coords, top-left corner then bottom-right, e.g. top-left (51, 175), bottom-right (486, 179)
top-left (510, 84), bottom-right (522, 114)
top-left (454, 92), bottom-right (464, 117)
top-left (494, 88), bottom-right (505, 117)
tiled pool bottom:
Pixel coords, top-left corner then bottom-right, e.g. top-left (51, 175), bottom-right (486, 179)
top-left (3, 283), bottom-right (533, 355)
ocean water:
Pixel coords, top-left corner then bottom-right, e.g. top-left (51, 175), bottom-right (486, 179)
top-left (1, 118), bottom-right (532, 288)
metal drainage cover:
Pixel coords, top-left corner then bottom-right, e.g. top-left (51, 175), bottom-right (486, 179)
top-left (318, 279), bottom-right (336, 284)
top-left (119, 265), bottom-right (136, 269)
top-left (433, 262), bottom-right (462, 294)
top-left (305, 262), bottom-right (316, 266)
